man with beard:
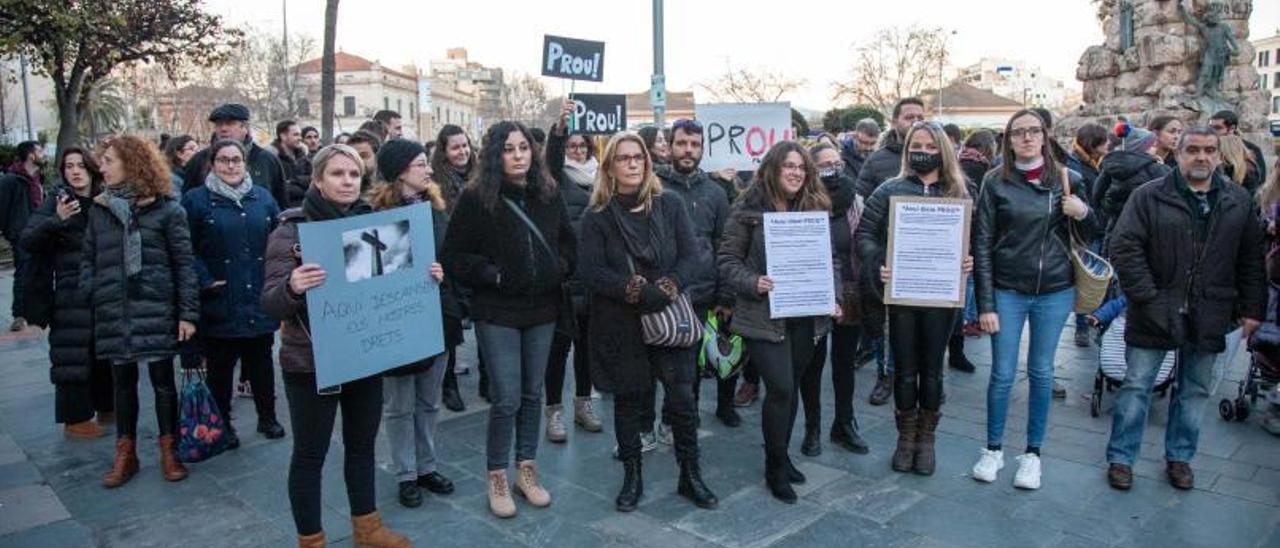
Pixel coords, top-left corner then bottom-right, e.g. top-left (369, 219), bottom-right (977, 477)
top-left (0, 141), bottom-right (46, 330)
top-left (841, 118), bottom-right (881, 180)
top-left (301, 126), bottom-right (320, 158)
top-left (182, 103), bottom-right (287, 207)
top-left (270, 120), bottom-right (313, 208)
top-left (374, 110), bottom-right (404, 140)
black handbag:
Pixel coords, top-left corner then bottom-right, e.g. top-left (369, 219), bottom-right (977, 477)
top-left (501, 198), bottom-right (577, 338)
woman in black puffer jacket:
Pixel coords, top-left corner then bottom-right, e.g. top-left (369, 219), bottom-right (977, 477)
top-left (20, 147), bottom-right (113, 438)
top-left (82, 136), bottom-right (199, 488)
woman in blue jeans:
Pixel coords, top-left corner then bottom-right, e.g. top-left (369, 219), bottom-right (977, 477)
top-left (441, 121), bottom-right (576, 519)
top-left (972, 110), bottom-right (1100, 490)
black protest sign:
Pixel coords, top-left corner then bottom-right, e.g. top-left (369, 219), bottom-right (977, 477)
top-left (542, 35), bottom-right (605, 82)
top-left (570, 94), bottom-right (627, 135)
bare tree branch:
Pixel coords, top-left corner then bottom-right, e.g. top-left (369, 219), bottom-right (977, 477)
top-left (699, 65), bottom-right (805, 103)
top-left (830, 25), bottom-right (948, 116)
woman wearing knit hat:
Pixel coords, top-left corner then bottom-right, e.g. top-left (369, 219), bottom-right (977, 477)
top-left (1090, 122), bottom-right (1171, 235)
top-left (368, 138), bottom-right (457, 509)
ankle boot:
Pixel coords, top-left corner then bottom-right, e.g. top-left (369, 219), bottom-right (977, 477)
top-left (801, 425), bottom-right (822, 457)
top-left (102, 436), bottom-right (139, 488)
top-left (297, 532), bottom-right (325, 548)
top-left (914, 409), bottom-right (940, 476)
top-left (765, 457), bottom-right (797, 504)
top-left (65, 419), bottom-right (105, 439)
top-left (616, 458), bottom-right (643, 512)
top-left (677, 460), bottom-right (718, 509)
top-left (784, 456), bottom-right (806, 484)
top-left (158, 434), bottom-right (188, 481)
top-left (892, 409), bottom-right (918, 473)
top-left (830, 421), bottom-right (870, 454)
top-left (948, 333), bottom-right (976, 372)
top-left (351, 511), bottom-right (410, 548)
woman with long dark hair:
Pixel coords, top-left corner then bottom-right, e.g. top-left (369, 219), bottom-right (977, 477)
top-left (82, 136), bottom-right (198, 487)
top-left (441, 121), bottom-right (575, 518)
top-left (261, 145), bottom-right (409, 547)
top-left (163, 134), bottom-right (198, 196)
top-left (719, 141), bottom-right (841, 503)
top-left (21, 147), bottom-right (113, 438)
top-left (637, 126), bottom-right (670, 166)
top-left (1148, 115), bottom-right (1183, 169)
top-left (430, 124), bottom-right (480, 412)
top-left (856, 121), bottom-right (972, 477)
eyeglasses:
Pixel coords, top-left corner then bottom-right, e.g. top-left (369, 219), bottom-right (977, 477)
top-left (780, 162), bottom-right (806, 173)
top-left (614, 153), bottom-right (646, 165)
top-left (215, 156), bottom-right (244, 166)
top-left (1009, 127), bottom-right (1044, 141)
top-left (672, 119), bottom-right (703, 132)
top-left (567, 143), bottom-right (589, 151)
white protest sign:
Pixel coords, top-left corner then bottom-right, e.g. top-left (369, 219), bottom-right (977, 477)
top-left (695, 102), bottom-right (793, 172)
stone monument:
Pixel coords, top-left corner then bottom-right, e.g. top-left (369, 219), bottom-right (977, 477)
top-left (1067, 0), bottom-right (1269, 150)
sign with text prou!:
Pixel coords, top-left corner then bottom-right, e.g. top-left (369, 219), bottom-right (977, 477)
top-left (542, 35), bottom-right (605, 82)
top-left (695, 102), bottom-right (793, 172)
top-left (569, 93), bottom-right (627, 135)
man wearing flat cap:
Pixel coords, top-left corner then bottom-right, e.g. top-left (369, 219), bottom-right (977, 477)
top-left (181, 103), bottom-right (287, 207)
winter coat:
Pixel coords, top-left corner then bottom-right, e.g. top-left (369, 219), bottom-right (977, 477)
top-left (260, 209), bottom-right (313, 374)
top-left (19, 186), bottom-right (96, 382)
top-left (855, 176), bottom-right (965, 303)
top-left (1110, 171), bottom-right (1266, 353)
top-left (1243, 138), bottom-right (1268, 195)
top-left (80, 194), bottom-right (200, 363)
top-left (579, 192), bottom-right (701, 394)
top-left (440, 182), bottom-right (576, 329)
top-left (974, 166), bottom-right (1102, 314)
top-left (545, 126), bottom-right (593, 234)
top-left (854, 130), bottom-right (904, 199)
top-left (1064, 152), bottom-right (1101, 202)
top-left (273, 141), bottom-right (313, 209)
top-left (385, 205), bottom-right (455, 377)
top-left (959, 150), bottom-right (992, 202)
top-left (717, 189), bottom-right (836, 343)
top-left (183, 140), bottom-right (288, 209)
top-left (656, 164), bottom-right (731, 308)
top-left (1090, 150), bottom-right (1170, 230)
top-left (0, 167), bottom-right (39, 242)
top-left (840, 141), bottom-right (867, 180)
top-left (181, 184), bottom-right (281, 339)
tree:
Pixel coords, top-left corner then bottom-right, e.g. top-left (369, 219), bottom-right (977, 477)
top-left (321, 0), bottom-right (339, 142)
top-left (830, 25), bottom-right (949, 117)
top-left (822, 105), bottom-right (885, 132)
top-left (0, 0), bottom-right (243, 151)
top-left (79, 76), bottom-right (128, 140)
top-left (699, 65), bottom-right (805, 103)
top-left (500, 73), bottom-right (559, 130)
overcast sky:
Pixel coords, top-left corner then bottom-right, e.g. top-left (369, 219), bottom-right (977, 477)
top-left (207, 0), bottom-right (1280, 112)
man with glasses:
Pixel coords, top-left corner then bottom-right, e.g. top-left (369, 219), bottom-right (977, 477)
top-left (182, 103), bottom-right (287, 207)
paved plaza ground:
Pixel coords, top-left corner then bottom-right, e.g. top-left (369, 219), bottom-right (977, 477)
top-left (0, 266), bottom-right (1277, 547)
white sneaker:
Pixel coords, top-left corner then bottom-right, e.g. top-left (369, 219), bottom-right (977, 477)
top-left (971, 448), bottom-right (1004, 483)
top-left (640, 431), bottom-right (658, 452)
top-left (1013, 453), bottom-right (1042, 490)
top-left (656, 422), bottom-right (674, 446)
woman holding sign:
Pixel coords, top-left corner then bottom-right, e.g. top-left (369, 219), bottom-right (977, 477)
top-left (441, 121), bottom-right (575, 519)
top-left (855, 121), bottom-right (972, 477)
top-left (261, 145), bottom-right (410, 547)
top-left (971, 110), bottom-right (1098, 491)
top-left (718, 141), bottom-right (841, 504)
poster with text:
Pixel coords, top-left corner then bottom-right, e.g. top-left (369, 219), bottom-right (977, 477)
top-left (542, 35), bottom-right (605, 82)
top-left (764, 211), bottom-right (836, 319)
top-left (569, 93), bottom-right (627, 135)
top-left (695, 102), bottom-right (793, 172)
top-left (297, 203), bottom-right (444, 390)
top-left (884, 196), bottom-right (971, 308)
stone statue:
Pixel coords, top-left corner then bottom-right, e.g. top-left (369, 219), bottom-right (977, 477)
top-left (1179, 0), bottom-right (1240, 98)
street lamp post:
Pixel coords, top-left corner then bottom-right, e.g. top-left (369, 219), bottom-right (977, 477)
top-left (652, 0), bottom-right (666, 127)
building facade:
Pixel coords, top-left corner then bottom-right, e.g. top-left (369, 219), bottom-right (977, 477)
top-left (294, 51), bottom-right (422, 138)
top-left (1253, 31), bottom-right (1280, 135)
top-left (958, 57), bottom-right (1071, 110)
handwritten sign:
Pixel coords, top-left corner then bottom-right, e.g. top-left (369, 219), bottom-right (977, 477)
top-left (297, 204), bottom-right (444, 389)
top-left (569, 93), bottom-right (627, 135)
top-left (695, 102), bottom-right (793, 172)
top-left (542, 35), bottom-right (605, 82)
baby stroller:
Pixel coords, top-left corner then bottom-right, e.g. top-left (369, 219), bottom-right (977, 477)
top-left (1091, 314), bottom-right (1177, 417)
top-left (1221, 286), bottom-right (1280, 421)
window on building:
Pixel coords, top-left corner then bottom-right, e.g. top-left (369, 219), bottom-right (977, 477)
top-left (343, 96), bottom-right (356, 117)
top-left (1274, 71), bottom-right (1280, 89)
top-left (436, 107), bottom-right (441, 122)
top-left (397, 98), bottom-right (403, 115)
top-left (409, 104), bottom-right (415, 120)
top-left (1264, 74), bottom-right (1270, 90)
top-left (1273, 95), bottom-right (1280, 115)
top-left (384, 97), bottom-right (389, 110)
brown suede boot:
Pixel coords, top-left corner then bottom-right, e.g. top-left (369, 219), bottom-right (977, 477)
top-left (297, 532), bottom-right (326, 548)
top-left (157, 434), bottom-right (188, 482)
top-left (65, 420), bottom-right (105, 439)
top-left (351, 511), bottom-right (410, 548)
top-left (892, 409), bottom-right (918, 473)
top-left (102, 437), bottom-right (139, 488)
top-left (914, 409), bottom-right (940, 476)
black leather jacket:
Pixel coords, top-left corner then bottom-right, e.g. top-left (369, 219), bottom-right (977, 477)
top-left (974, 166), bottom-right (1101, 314)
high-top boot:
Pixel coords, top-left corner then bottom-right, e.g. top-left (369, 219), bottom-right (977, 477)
top-left (297, 532), bottom-right (325, 548)
top-left (764, 456), bottom-right (797, 504)
top-left (914, 409), bottom-right (941, 476)
top-left (677, 460), bottom-right (718, 509)
top-left (892, 409), bottom-right (918, 473)
top-left (158, 434), bottom-right (188, 482)
top-left (615, 457), bottom-right (643, 512)
top-left (102, 437), bottom-right (139, 488)
top-left (351, 511), bottom-right (410, 548)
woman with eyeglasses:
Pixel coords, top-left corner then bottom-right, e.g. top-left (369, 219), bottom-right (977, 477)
top-left (971, 110), bottom-right (1100, 490)
top-left (856, 121), bottom-right (972, 477)
top-left (430, 124), bottom-right (480, 413)
top-left (719, 141), bottom-right (842, 503)
top-left (182, 139), bottom-right (285, 450)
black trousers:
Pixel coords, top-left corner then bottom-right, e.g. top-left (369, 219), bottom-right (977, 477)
top-left (799, 322), bottom-right (862, 430)
top-left (614, 346), bottom-right (699, 462)
top-left (749, 320), bottom-right (818, 462)
top-left (114, 359), bottom-right (177, 437)
top-left (204, 334), bottom-right (277, 429)
top-left (888, 306), bottom-right (955, 412)
top-left (55, 360), bottom-right (115, 424)
top-left (284, 372), bottom-right (382, 536)
top-left (545, 308), bottom-right (591, 406)
top-left (8, 238), bottom-right (27, 318)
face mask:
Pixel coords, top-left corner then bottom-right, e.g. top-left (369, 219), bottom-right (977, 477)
top-left (818, 167), bottom-right (839, 180)
top-left (908, 151), bottom-right (941, 174)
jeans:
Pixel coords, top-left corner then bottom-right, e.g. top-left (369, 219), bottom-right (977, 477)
top-left (889, 307), bottom-right (954, 411)
top-left (964, 277), bottom-right (977, 324)
top-left (204, 334), bottom-right (277, 429)
top-left (8, 239), bottom-right (27, 318)
top-left (1106, 344), bottom-right (1216, 465)
top-left (749, 319), bottom-right (818, 463)
top-left (476, 321), bottom-right (555, 471)
top-left (114, 359), bottom-right (177, 437)
top-left (284, 372), bottom-right (382, 536)
top-left (545, 307), bottom-right (591, 406)
top-left (383, 354), bottom-right (447, 482)
top-left (615, 346), bottom-right (698, 461)
top-left (986, 287), bottom-right (1075, 450)
top-left (55, 360), bottom-right (114, 424)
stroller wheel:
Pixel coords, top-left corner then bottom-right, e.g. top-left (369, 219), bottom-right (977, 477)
top-left (1234, 399), bottom-right (1250, 422)
top-left (1219, 399), bottom-right (1236, 421)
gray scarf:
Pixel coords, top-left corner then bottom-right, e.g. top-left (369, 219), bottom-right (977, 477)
top-left (99, 186), bottom-right (143, 278)
top-left (563, 157), bottom-right (598, 190)
top-left (205, 172), bottom-right (254, 206)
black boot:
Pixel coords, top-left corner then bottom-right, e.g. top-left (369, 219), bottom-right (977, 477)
top-left (442, 364), bottom-right (466, 412)
top-left (801, 425), bottom-right (822, 457)
top-left (257, 415), bottom-right (285, 439)
top-left (616, 458), bottom-right (643, 512)
top-left (869, 372), bottom-right (892, 406)
top-left (765, 457), bottom-right (797, 504)
top-left (948, 333), bottom-right (975, 373)
top-left (830, 421), bottom-right (870, 454)
top-left (677, 460), bottom-right (718, 509)
top-left (785, 456), bottom-right (806, 484)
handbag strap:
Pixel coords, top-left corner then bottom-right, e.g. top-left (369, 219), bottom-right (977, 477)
top-left (1060, 167), bottom-right (1089, 248)
top-left (501, 197), bottom-right (557, 262)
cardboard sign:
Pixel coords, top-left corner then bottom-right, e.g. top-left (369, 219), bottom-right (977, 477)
top-left (569, 93), bottom-right (627, 135)
top-left (542, 35), bottom-right (605, 82)
top-left (297, 203), bottom-right (445, 390)
top-left (695, 102), bottom-right (793, 171)
top-left (883, 196), bottom-right (972, 308)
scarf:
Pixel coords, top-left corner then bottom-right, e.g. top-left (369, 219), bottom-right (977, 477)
top-left (204, 172), bottom-right (254, 207)
top-left (100, 186), bottom-right (143, 278)
top-left (563, 157), bottom-right (598, 190)
top-left (1071, 141), bottom-right (1100, 170)
top-left (1015, 157), bottom-right (1046, 185)
top-left (609, 191), bottom-right (664, 268)
top-left (7, 162), bottom-right (43, 209)
top-left (302, 184), bottom-right (371, 222)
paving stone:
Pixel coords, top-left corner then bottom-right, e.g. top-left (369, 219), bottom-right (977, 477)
top-left (0, 432), bottom-right (25, 466)
top-left (0, 484), bottom-right (71, 536)
top-left (0, 459), bottom-right (43, 490)
top-left (1207, 474), bottom-right (1280, 506)
top-left (888, 495), bottom-right (1063, 548)
top-left (828, 482), bottom-right (927, 525)
top-left (768, 512), bottom-right (923, 548)
top-left (590, 512), bottom-right (716, 548)
top-left (0, 519), bottom-right (92, 548)
top-left (672, 486), bottom-right (825, 548)
top-left (1138, 489), bottom-right (1280, 548)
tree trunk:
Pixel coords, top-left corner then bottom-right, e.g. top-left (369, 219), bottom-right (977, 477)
top-left (320, 0), bottom-right (339, 143)
top-left (56, 92), bottom-right (80, 154)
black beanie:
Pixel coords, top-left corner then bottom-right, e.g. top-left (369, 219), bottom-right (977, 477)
top-left (376, 139), bottom-right (426, 184)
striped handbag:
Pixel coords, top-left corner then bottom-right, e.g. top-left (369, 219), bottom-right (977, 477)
top-left (626, 256), bottom-right (701, 348)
